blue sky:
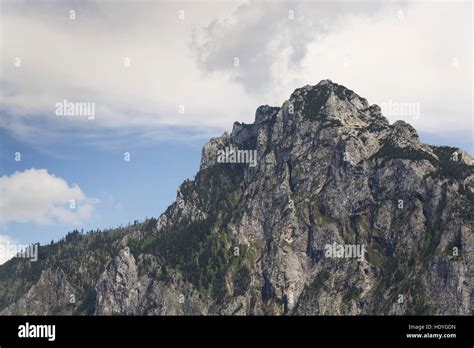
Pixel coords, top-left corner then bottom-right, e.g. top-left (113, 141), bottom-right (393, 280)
top-left (0, 126), bottom-right (205, 245)
top-left (0, 1), bottom-right (472, 262)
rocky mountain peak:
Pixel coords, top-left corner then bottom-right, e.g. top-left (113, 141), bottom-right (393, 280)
top-left (201, 80), bottom-right (426, 172)
top-left (289, 79), bottom-right (370, 119)
top-left (1, 80), bottom-right (472, 317)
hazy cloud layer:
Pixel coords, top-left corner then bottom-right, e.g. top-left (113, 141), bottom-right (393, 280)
top-left (0, 169), bottom-right (98, 225)
top-left (0, 1), bottom-right (472, 149)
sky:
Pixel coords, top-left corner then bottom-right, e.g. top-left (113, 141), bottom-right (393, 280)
top-left (0, 0), bottom-right (472, 263)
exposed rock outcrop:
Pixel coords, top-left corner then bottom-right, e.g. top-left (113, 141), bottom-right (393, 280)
top-left (1, 80), bottom-right (472, 315)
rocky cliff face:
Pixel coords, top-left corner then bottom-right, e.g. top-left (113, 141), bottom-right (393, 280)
top-left (1, 80), bottom-right (472, 315)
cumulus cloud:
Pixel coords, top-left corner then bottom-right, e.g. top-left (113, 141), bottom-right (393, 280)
top-left (191, 1), bottom-right (384, 93)
top-left (0, 169), bottom-right (98, 225)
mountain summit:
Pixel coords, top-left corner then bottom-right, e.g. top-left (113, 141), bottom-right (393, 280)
top-left (1, 80), bottom-right (472, 315)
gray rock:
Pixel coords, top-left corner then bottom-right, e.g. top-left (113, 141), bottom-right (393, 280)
top-left (1, 80), bottom-right (472, 316)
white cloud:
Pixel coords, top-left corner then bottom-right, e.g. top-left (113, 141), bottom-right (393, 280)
top-left (0, 169), bottom-right (98, 225)
top-left (191, 1), bottom-right (384, 93)
top-left (0, 1), bottom-right (471, 149)
top-left (1, 1), bottom-right (254, 141)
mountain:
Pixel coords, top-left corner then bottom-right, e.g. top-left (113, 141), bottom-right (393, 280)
top-left (1, 80), bottom-right (472, 315)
